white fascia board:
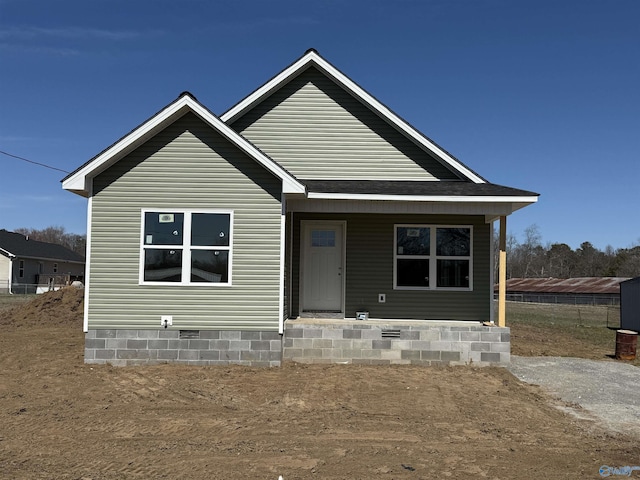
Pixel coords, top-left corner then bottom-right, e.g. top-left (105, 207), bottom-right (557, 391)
top-left (63, 95), bottom-right (305, 196)
top-left (306, 192), bottom-right (539, 204)
top-left (221, 51), bottom-right (485, 184)
top-left (0, 247), bottom-right (15, 259)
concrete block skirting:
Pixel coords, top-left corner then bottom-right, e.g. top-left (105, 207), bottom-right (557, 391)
top-left (84, 322), bottom-right (510, 367)
top-left (84, 329), bottom-right (282, 367)
top-left (282, 321), bottom-right (510, 366)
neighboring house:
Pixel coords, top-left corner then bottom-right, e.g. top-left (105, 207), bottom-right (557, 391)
top-left (495, 277), bottom-right (629, 306)
top-left (0, 229), bottom-right (85, 294)
top-left (62, 49), bottom-right (538, 366)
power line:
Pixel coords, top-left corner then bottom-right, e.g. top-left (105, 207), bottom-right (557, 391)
top-left (0, 149), bottom-right (70, 174)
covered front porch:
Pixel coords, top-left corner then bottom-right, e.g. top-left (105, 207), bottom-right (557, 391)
top-left (282, 317), bottom-right (510, 366)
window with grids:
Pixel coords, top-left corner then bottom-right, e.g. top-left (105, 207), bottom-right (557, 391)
top-left (140, 210), bottom-right (232, 285)
top-left (394, 225), bottom-right (472, 290)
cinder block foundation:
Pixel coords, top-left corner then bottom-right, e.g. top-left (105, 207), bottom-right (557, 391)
top-left (83, 321), bottom-right (510, 367)
top-left (84, 329), bottom-right (282, 367)
top-left (282, 320), bottom-right (510, 366)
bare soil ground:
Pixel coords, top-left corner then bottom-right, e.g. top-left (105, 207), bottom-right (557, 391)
top-left (1, 290), bottom-right (638, 479)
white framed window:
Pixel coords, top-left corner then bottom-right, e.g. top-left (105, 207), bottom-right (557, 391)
top-left (18, 260), bottom-right (24, 278)
top-left (394, 225), bottom-right (472, 290)
top-left (140, 209), bottom-right (233, 286)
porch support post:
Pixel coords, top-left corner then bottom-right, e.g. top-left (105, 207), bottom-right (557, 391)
top-left (498, 215), bottom-right (507, 327)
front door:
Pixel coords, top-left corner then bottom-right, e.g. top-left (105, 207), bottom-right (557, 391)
top-left (301, 222), bottom-right (344, 312)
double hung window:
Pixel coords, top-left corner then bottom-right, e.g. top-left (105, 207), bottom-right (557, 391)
top-left (394, 225), bottom-right (472, 290)
top-left (141, 210), bottom-right (233, 285)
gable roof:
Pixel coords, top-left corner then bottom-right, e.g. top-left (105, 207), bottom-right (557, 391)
top-left (0, 229), bottom-right (85, 263)
top-left (221, 49), bottom-right (486, 183)
top-left (62, 93), bottom-right (305, 197)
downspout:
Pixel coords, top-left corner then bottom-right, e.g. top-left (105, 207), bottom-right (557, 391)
top-left (278, 193), bottom-right (286, 335)
top-left (8, 253), bottom-right (15, 294)
top-left (82, 184), bottom-right (94, 333)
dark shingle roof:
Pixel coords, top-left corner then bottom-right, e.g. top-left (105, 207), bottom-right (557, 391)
top-left (302, 180), bottom-right (539, 197)
top-left (0, 230), bottom-right (85, 262)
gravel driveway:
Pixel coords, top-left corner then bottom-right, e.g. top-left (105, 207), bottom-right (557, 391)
top-left (508, 356), bottom-right (640, 439)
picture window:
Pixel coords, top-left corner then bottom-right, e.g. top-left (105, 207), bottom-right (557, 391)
top-left (141, 210), bottom-right (233, 285)
top-left (394, 225), bottom-right (472, 290)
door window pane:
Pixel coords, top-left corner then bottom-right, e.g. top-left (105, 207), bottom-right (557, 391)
top-left (311, 230), bottom-right (335, 247)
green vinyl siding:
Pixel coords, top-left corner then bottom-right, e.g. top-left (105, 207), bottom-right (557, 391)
top-left (291, 213), bottom-right (490, 321)
top-left (88, 113), bottom-right (283, 330)
top-left (231, 67), bottom-right (460, 181)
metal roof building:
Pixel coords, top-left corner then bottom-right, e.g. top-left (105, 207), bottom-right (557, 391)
top-left (494, 277), bottom-right (630, 305)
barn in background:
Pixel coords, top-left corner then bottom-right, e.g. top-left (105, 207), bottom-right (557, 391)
top-left (495, 277), bottom-right (629, 306)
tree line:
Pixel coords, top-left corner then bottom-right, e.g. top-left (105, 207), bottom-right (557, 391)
top-left (15, 226), bottom-right (86, 258)
top-left (496, 225), bottom-right (640, 280)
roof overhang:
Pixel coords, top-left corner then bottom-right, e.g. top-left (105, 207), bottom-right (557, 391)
top-left (286, 179), bottom-right (538, 217)
top-left (305, 192), bottom-right (539, 204)
top-left (221, 49), bottom-right (486, 184)
top-left (15, 255), bottom-right (85, 264)
top-left (62, 93), bottom-right (305, 197)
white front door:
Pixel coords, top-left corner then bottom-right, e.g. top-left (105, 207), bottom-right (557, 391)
top-left (302, 222), bottom-right (344, 312)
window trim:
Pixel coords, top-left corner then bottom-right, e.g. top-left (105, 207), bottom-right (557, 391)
top-left (139, 209), bottom-right (234, 287)
top-left (393, 224), bottom-right (473, 291)
top-left (18, 259), bottom-right (24, 278)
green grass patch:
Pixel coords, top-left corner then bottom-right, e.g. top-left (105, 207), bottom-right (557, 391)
top-left (503, 301), bottom-right (637, 363)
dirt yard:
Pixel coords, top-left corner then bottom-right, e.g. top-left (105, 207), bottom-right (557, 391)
top-left (1, 289), bottom-right (638, 479)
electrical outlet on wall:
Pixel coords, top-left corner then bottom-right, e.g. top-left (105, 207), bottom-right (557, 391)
top-left (378, 294), bottom-right (386, 303)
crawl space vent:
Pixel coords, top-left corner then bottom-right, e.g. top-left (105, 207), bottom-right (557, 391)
top-left (180, 330), bottom-right (200, 339)
top-left (381, 329), bottom-right (401, 338)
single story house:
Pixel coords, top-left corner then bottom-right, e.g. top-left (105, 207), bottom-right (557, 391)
top-left (495, 277), bottom-right (629, 306)
top-left (0, 229), bottom-right (85, 294)
top-left (62, 49), bottom-right (538, 366)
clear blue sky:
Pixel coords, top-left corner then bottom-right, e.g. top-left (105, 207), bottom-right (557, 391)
top-left (1, 0), bottom-right (638, 250)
